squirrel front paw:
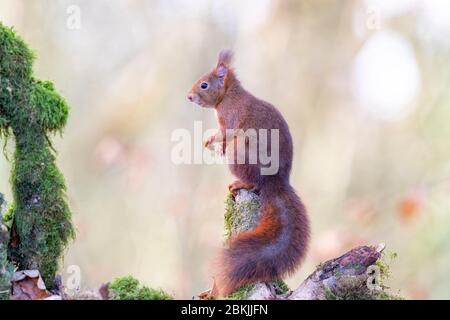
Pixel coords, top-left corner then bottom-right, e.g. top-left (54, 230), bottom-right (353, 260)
top-left (204, 135), bottom-right (216, 150)
top-left (215, 142), bottom-right (226, 156)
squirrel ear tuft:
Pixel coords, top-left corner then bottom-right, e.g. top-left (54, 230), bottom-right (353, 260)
top-left (217, 49), bottom-right (234, 66)
top-left (216, 49), bottom-right (233, 82)
top-left (216, 63), bottom-right (228, 79)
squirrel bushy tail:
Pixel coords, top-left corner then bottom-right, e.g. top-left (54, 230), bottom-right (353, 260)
top-left (216, 178), bottom-right (310, 296)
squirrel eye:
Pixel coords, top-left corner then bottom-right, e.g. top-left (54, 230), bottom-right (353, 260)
top-left (200, 82), bottom-right (209, 90)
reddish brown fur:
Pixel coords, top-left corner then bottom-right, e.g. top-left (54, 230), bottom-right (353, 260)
top-left (188, 50), bottom-right (310, 296)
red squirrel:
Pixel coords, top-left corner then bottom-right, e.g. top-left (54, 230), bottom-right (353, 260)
top-left (187, 50), bottom-right (310, 296)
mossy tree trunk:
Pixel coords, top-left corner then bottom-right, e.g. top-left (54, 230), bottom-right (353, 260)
top-left (1, 22), bottom-right (74, 289)
top-left (8, 128), bottom-right (74, 288)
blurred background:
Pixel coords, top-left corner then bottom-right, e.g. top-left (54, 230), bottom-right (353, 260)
top-left (0, 0), bottom-right (449, 299)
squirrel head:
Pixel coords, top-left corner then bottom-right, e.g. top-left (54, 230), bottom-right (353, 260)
top-left (187, 49), bottom-right (234, 108)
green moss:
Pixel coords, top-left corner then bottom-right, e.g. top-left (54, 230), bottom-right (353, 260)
top-left (324, 277), bottom-right (372, 300)
top-left (272, 279), bottom-right (290, 295)
top-left (325, 285), bottom-right (402, 300)
top-left (375, 251), bottom-right (397, 285)
top-left (2, 205), bottom-right (14, 228)
top-left (0, 240), bottom-right (13, 300)
top-left (225, 280), bottom-right (289, 300)
top-left (109, 276), bottom-right (173, 300)
top-left (224, 191), bottom-right (261, 237)
top-left (0, 22), bottom-right (74, 288)
top-left (224, 193), bottom-right (236, 237)
top-left (333, 269), bottom-right (344, 277)
top-left (1, 195), bottom-right (12, 300)
top-left (325, 251), bottom-right (403, 300)
top-left (31, 80), bottom-right (69, 132)
top-left (226, 283), bottom-right (256, 300)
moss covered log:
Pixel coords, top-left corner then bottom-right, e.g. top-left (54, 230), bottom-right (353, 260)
top-left (0, 22), bottom-right (74, 288)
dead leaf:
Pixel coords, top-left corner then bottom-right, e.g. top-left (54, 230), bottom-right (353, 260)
top-left (11, 270), bottom-right (51, 300)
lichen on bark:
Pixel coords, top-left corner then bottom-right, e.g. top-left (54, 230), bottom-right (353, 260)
top-left (224, 191), bottom-right (261, 237)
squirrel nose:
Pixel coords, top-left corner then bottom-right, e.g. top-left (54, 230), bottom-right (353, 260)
top-left (187, 93), bottom-right (194, 102)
